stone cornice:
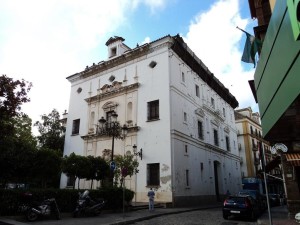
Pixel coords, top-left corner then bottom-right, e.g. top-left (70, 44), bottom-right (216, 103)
top-left (67, 37), bottom-right (172, 82)
top-left (81, 126), bottom-right (140, 140)
top-left (85, 83), bottom-right (139, 103)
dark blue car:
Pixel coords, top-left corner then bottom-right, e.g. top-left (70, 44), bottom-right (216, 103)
top-left (223, 195), bottom-right (260, 221)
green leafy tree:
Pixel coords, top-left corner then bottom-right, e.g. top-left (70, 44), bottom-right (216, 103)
top-left (0, 75), bottom-right (33, 185)
top-left (31, 148), bottom-right (62, 188)
top-left (114, 154), bottom-right (139, 187)
top-left (34, 109), bottom-right (66, 154)
top-left (10, 114), bottom-right (37, 184)
top-left (62, 153), bottom-right (88, 189)
top-left (0, 74), bottom-right (32, 140)
top-left (86, 156), bottom-right (110, 189)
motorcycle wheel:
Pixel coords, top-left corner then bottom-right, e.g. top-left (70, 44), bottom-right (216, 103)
top-left (94, 207), bottom-right (102, 216)
top-left (26, 210), bottom-right (38, 222)
top-left (73, 210), bottom-right (81, 218)
top-left (55, 211), bottom-right (61, 220)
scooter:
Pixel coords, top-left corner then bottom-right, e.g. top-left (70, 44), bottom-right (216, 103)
top-left (73, 190), bottom-right (106, 217)
top-left (25, 196), bottom-right (61, 222)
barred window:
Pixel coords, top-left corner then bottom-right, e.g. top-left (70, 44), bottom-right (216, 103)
top-left (198, 121), bottom-right (203, 139)
top-left (213, 129), bottom-right (219, 146)
top-left (147, 100), bottom-right (159, 121)
top-left (147, 163), bottom-right (160, 186)
top-left (226, 136), bottom-right (230, 151)
top-left (72, 119), bottom-right (80, 135)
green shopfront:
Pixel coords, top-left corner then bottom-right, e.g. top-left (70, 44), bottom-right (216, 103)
top-left (254, 0), bottom-right (300, 215)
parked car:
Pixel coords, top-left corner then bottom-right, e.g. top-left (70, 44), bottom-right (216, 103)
top-left (223, 195), bottom-right (260, 221)
top-left (238, 189), bottom-right (266, 210)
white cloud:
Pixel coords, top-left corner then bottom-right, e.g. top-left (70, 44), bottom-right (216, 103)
top-left (132, 0), bottom-right (169, 13)
top-left (0, 0), bottom-right (133, 132)
top-left (183, 0), bottom-right (258, 111)
top-left (141, 36), bottom-right (151, 44)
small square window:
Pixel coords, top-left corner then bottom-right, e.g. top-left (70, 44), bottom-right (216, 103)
top-left (110, 47), bottom-right (117, 57)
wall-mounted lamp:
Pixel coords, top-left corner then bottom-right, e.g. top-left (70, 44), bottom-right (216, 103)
top-left (133, 144), bottom-right (143, 160)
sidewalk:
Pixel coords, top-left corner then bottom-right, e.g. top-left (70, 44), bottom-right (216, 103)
top-left (0, 204), bottom-right (221, 225)
top-left (257, 205), bottom-right (299, 225)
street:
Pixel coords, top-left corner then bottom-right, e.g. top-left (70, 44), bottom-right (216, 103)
top-left (131, 208), bottom-right (257, 225)
top-left (10, 207), bottom-right (258, 225)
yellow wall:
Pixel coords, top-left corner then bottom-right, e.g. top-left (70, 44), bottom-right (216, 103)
top-left (269, 0), bottom-right (276, 12)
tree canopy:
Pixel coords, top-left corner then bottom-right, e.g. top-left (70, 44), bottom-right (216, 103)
top-left (0, 74), bottom-right (32, 141)
top-left (34, 109), bottom-right (66, 153)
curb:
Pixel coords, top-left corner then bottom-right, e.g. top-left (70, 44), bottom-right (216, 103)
top-left (109, 205), bottom-right (222, 225)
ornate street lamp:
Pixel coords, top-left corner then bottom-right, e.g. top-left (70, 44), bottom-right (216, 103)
top-left (133, 144), bottom-right (142, 160)
top-left (97, 111), bottom-right (128, 185)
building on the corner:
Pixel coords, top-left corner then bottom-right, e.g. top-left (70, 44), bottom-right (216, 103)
top-left (235, 107), bottom-right (283, 193)
top-left (247, 0), bottom-right (300, 215)
top-left (60, 34), bottom-right (241, 206)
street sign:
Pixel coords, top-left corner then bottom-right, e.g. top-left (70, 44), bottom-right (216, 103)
top-left (271, 143), bottom-right (288, 154)
top-left (110, 161), bottom-right (116, 171)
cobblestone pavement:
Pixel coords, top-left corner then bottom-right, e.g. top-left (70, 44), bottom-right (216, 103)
top-left (131, 208), bottom-right (257, 225)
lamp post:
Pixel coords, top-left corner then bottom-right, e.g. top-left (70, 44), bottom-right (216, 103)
top-left (98, 111), bottom-right (128, 185)
top-left (133, 144), bottom-right (143, 160)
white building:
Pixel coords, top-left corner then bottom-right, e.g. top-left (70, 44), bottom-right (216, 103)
top-left (61, 35), bottom-right (242, 206)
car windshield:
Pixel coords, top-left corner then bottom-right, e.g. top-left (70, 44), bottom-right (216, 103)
top-left (239, 190), bottom-right (257, 199)
top-left (226, 196), bottom-right (247, 204)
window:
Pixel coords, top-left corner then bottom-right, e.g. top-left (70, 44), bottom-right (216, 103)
top-left (181, 72), bottom-right (185, 82)
top-left (250, 126), bottom-right (253, 134)
top-left (184, 112), bottom-right (187, 122)
top-left (225, 136), bottom-right (230, 151)
top-left (195, 85), bottom-right (199, 97)
top-left (110, 47), bottom-right (117, 57)
top-left (223, 108), bottom-right (226, 117)
top-left (72, 119), bottom-right (80, 135)
top-left (147, 100), bottom-right (159, 121)
top-left (184, 144), bottom-right (188, 154)
top-left (185, 170), bottom-right (190, 187)
top-left (213, 129), bottom-right (219, 146)
top-left (67, 175), bottom-right (75, 187)
top-left (211, 97), bottom-right (215, 109)
top-left (147, 163), bottom-right (160, 186)
top-left (198, 121), bottom-right (203, 139)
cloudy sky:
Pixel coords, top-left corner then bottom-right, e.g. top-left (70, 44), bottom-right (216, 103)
top-left (0, 0), bottom-right (258, 133)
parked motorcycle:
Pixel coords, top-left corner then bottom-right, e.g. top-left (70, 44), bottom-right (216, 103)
top-left (73, 190), bottom-right (106, 217)
top-left (25, 196), bottom-right (61, 222)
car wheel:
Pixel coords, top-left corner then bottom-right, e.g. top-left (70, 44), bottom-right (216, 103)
top-left (249, 211), bottom-right (256, 221)
top-left (223, 213), bottom-right (229, 220)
